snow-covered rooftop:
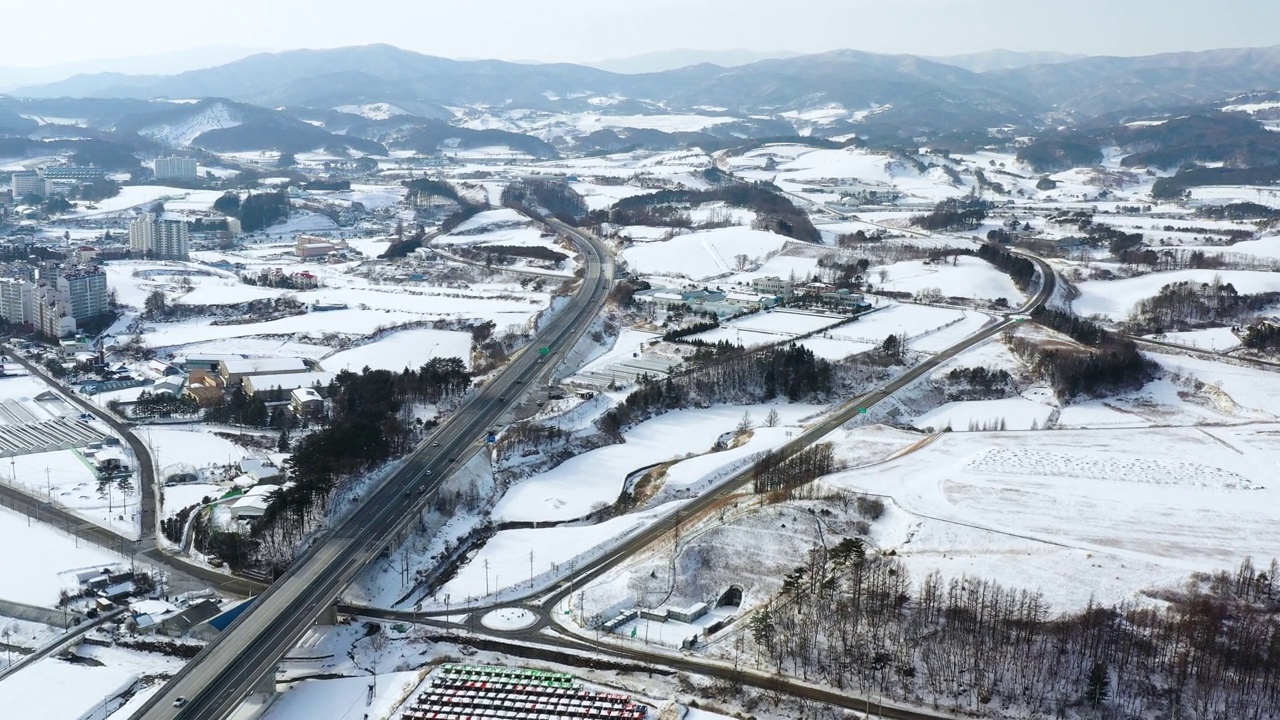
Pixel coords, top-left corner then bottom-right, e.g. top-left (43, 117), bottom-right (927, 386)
top-left (220, 357), bottom-right (308, 375)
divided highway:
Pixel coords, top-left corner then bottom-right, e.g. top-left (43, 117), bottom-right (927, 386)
top-left (131, 231), bottom-right (1048, 719)
top-left (130, 221), bottom-right (613, 720)
top-left (355, 251), bottom-right (1059, 720)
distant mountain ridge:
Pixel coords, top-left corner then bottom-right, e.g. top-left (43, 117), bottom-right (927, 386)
top-left (6, 43), bottom-right (1280, 158)
top-left (586, 48), bottom-right (801, 74)
top-left (16, 42), bottom-right (1280, 127)
top-left (0, 44), bottom-right (270, 93)
top-left (926, 49), bottom-right (1087, 73)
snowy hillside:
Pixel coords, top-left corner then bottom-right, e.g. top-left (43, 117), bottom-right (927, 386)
top-left (333, 102), bottom-right (410, 120)
top-left (138, 101), bottom-right (242, 147)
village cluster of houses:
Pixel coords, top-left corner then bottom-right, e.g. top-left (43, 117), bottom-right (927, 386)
top-left (635, 275), bottom-right (870, 316)
top-left (179, 355), bottom-right (332, 416)
top-left (222, 456), bottom-right (288, 521)
top-left (75, 352), bottom-right (333, 418)
top-left (72, 564), bottom-right (250, 641)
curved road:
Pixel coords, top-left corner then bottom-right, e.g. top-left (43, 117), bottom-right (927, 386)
top-left (0, 349), bottom-right (266, 598)
top-left (353, 251), bottom-right (1057, 718)
top-left (427, 248), bottom-right (1055, 620)
top-left (129, 219), bottom-right (614, 720)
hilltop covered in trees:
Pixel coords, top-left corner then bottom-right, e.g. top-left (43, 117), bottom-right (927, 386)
top-left (602, 343), bottom-right (839, 435)
top-left (209, 360), bottom-right (471, 572)
top-left (1127, 278), bottom-right (1280, 334)
top-left (1012, 308), bottom-right (1157, 400)
top-left (586, 182), bottom-right (820, 243)
top-left (748, 543), bottom-right (1280, 720)
top-left (976, 243), bottom-right (1036, 291)
top-left (911, 198), bottom-right (990, 232)
top-left (213, 189), bottom-right (291, 233)
top-left (502, 178), bottom-right (588, 223)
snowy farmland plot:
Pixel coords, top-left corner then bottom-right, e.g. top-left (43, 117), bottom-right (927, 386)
top-left (725, 145), bottom-right (973, 203)
top-left (879, 256), bottom-right (1027, 303)
top-left (261, 672), bottom-right (422, 720)
top-left (322, 328), bottom-right (473, 372)
top-left (912, 397), bottom-right (1054, 431)
top-left (690, 309), bottom-right (845, 348)
top-left (0, 504), bottom-right (123, 607)
top-left (1073, 268), bottom-right (1280, 320)
top-left (105, 253), bottom-right (550, 358)
top-left (491, 402), bottom-right (826, 525)
top-left (438, 500), bottom-right (689, 602)
top-left (620, 227), bottom-right (792, 281)
top-left (795, 302), bottom-right (983, 357)
top-left (824, 426), bottom-right (1280, 608)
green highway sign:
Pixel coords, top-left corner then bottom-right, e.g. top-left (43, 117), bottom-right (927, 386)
top-left (858, 407), bottom-right (867, 414)
top-left (538, 347), bottom-right (551, 356)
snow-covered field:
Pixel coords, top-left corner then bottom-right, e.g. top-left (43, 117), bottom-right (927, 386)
top-left (322, 328), bottom-right (473, 373)
top-left (725, 145), bottom-right (970, 202)
top-left (492, 403), bottom-right (825, 524)
top-left (1187, 185), bottom-right (1280, 207)
top-left (575, 329), bottom-right (662, 376)
top-left (1147, 352), bottom-right (1280, 417)
top-left (721, 253), bottom-right (821, 285)
top-left (159, 483), bottom-right (224, 519)
top-left (440, 500), bottom-right (688, 601)
top-left (64, 185), bottom-right (215, 219)
top-left (144, 427), bottom-right (244, 471)
top-left (1144, 326), bottom-right (1242, 351)
top-left (0, 504), bottom-right (121, 607)
top-left (262, 672), bottom-right (422, 720)
top-left (789, 302), bottom-right (982, 357)
top-left (912, 397), bottom-right (1054, 431)
top-left (691, 309), bottom-right (845, 348)
top-left (106, 252), bottom-right (551, 358)
top-left (0, 656), bottom-right (138, 719)
top-left (825, 425), bottom-right (1280, 608)
top-left (1074, 269), bottom-right (1280, 320)
top-left (880, 256), bottom-right (1027, 303)
top-left (621, 227), bottom-right (792, 281)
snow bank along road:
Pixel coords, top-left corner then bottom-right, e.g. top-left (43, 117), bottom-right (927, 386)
top-left (353, 250), bottom-right (1058, 720)
top-left (130, 218), bottom-right (614, 720)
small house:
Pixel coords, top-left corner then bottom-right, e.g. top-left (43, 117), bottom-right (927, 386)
top-left (290, 387), bottom-right (323, 417)
top-left (183, 385), bottom-right (225, 408)
top-left (150, 376), bottom-right (186, 397)
top-left (148, 360), bottom-right (181, 377)
top-left (239, 458), bottom-right (281, 483)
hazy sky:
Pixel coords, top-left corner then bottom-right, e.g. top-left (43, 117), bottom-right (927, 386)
top-left (1, 0), bottom-right (1276, 68)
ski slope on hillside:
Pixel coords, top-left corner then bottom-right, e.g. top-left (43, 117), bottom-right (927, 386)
top-left (139, 102), bottom-right (241, 147)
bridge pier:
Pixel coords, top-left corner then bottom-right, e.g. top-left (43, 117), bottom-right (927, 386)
top-left (252, 670), bottom-right (277, 697)
top-left (318, 601), bottom-right (339, 626)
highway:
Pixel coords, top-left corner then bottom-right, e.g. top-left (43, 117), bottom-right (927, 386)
top-left (350, 250), bottom-right (1058, 719)
top-left (129, 219), bottom-right (613, 720)
top-left (132, 231), bottom-right (1045, 719)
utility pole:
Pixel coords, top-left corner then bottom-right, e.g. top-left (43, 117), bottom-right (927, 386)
top-left (528, 549), bottom-right (534, 587)
top-left (483, 558), bottom-right (489, 596)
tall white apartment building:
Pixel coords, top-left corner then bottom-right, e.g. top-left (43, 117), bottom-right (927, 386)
top-left (153, 156), bottom-right (198, 181)
top-left (129, 213), bottom-right (190, 260)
